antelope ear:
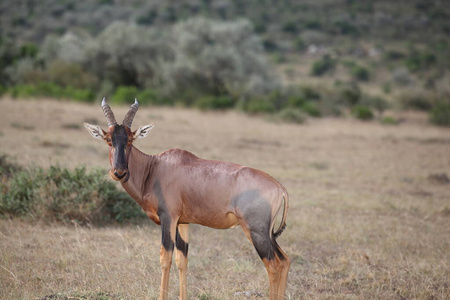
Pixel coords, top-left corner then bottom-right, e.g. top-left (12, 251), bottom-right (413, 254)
top-left (134, 124), bottom-right (154, 139)
top-left (84, 123), bottom-right (106, 140)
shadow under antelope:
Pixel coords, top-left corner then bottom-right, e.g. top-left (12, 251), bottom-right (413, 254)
top-left (84, 99), bottom-right (290, 300)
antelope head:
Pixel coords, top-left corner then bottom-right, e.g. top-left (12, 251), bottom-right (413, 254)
top-left (84, 98), bottom-right (154, 182)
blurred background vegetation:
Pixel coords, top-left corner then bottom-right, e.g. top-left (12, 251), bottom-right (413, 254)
top-left (1, 0), bottom-right (450, 125)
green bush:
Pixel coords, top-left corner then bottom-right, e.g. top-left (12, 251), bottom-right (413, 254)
top-left (276, 108), bottom-right (306, 124)
top-left (338, 82), bottom-right (361, 106)
top-left (137, 89), bottom-right (173, 106)
top-left (311, 55), bottom-right (335, 76)
top-left (405, 50), bottom-right (437, 72)
top-left (361, 95), bottom-right (389, 115)
top-left (430, 101), bottom-right (450, 126)
top-left (242, 98), bottom-right (275, 114)
top-left (282, 21), bottom-right (298, 34)
top-left (287, 95), bottom-right (306, 108)
top-left (351, 65), bottom-right (370, 81)
top-left (398, 91), bottom-right (433, 111)
top-left (111, 86), bottom-right (139, 105)
top-left (300, 85), bottom-right (321, 101)
top-left (352, 106), bottom-right (374, 121)
top-left (0, 164), bottom-right (146, 224)
top-left (301, 101), bottom-right (321, 117)
top-left (9, 83), bottom-right (95, 102)
top-left (194, 95), bottom-right (235, 110)
top-left (381, 116), bottom-right (399, 125)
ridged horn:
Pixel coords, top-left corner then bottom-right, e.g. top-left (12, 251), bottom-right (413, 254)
top-left (123, 98), bottom-right (139, 128)
top-left (101, 97), bottom-right (117, 127)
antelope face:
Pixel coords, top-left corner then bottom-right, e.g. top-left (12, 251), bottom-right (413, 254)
top-left (84, 98), bottom-right (153, 182)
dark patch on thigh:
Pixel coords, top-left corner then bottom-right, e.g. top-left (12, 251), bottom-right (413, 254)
top-left (176, 228), bottom-right (189, 257)
top-left (154, 180), bottom-right (174, 252)
top-left (232, 190), bottom-right (273, 260)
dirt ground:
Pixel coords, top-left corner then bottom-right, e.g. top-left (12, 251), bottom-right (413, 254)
top-left (0, 97), bottom-right (449, 299)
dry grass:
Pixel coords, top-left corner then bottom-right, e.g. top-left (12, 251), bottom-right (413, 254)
top-left (0, 97), bottom-right (449, 299)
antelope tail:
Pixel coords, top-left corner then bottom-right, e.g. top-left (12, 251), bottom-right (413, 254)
top-left (273, 192), bottom-right (289, 238)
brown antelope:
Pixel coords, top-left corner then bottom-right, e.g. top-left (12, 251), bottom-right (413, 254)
top-left (84, 98), bottom-right (290, 300)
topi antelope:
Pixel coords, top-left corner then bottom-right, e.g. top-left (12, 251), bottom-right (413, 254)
top-left (84, 98), bottom-right (290, 300)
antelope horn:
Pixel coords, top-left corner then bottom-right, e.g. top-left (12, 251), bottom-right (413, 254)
top-left (101, 97), bottom-right (117, 127)
top-left (123, 98), bottom-right (139, 128)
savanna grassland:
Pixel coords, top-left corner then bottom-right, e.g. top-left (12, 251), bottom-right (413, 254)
top-left (0, 97), bottom-right (449, 299)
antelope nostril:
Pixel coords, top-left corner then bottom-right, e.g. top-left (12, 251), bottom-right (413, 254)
top-left (114, 170), bottom-right (127, 180)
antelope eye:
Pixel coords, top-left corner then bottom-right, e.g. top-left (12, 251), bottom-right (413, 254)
top-left (106, 138), bottom-right (111, 143)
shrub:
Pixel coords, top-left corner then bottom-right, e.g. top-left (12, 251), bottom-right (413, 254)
top-left (242, 98), bottom-right (275, 114)
top-left (300, 85), bottom-right (321, 101)
top-left (301, 101), bottom-right (321, 117)
top-left (311, 55), bottom-right (335, 76)
top-left (361, 95), bottom-right (389, 115)
top-left (282, 21), bottom-right (298, 34)
top-left (351, 65), bottom-right (370, 81)
top-left (276, 108), bottom-right (306, 124)
top-left (352, 106), bottom-right (374, 120)
top-left (384, 50), bottom-right (405, 60)
top-left (381, 116), bottom-right (399, 125)
top-left (111, 86), bottom-right (139, 105)
top-left (398, 90), bottom-right (434, 111)
top-left (0, 154), bottom-right (22, 178)
top-left (392, 68), bottom-right (413, 86)
top-left (167, 18), bottom-right (280, 99)
top-left (194, 95), bottom-right (235, 110)
top-left (0, 165), bottom-right (146, 224)
top-left (287, 95), bottom-right (306, 108)
top-left (294, 38), bottom-right (306, 52)
top-left (9, 83), bottom-right (95, 102)
top-left (430, 101), bottom-right (450, 126)
top-left (338, 82), bottom-right (361, 106)
top-left (137, 89), bottom-right (172, 106)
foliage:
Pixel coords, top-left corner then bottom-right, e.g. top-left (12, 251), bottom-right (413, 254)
top-left (194, 95), bottom-right (236, 110)
top-left (352, 106), bottom-right (374, 121)
top-left (361, 95), bottom-right (389, 115)
top-left (398, 90), bottom-right (434, 111)
top-left (165, 17), bottom-right (280, 99)
top-left (430, 101), bottom-right (450, 126)
top-left (301, 101), bottom-right (321, 117)
top-left (350, 64), bottom-right (370, 81)
top-left (86, 22), bottom-right (172, 88)
top-left (0, 154), bottom-right (22, 178)
top-left (276, 108), bottom-right (306, 124)
top-left (381, 116), bottom-right (399, 125)
top-left (311, 55), bottom-right (335, 76)
top-left (338, 82), bottom-right (361, 106)
top-left (111, 86), bottom-right (139, 105)
top-left (9, 83), bottom-right (94, 102)
top-left (241, 98), bottom-right (275, 114)
top-left (405, 50), bottom-right (436, 72)
top-left (0, 164), bottom-right (146, 224)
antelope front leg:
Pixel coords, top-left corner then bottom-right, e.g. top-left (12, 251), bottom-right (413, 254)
top-left (175, 224), bottom-right (189, 300)
top-left (159, 215), bottom-right (178, 300)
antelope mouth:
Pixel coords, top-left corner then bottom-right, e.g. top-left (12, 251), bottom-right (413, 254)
top-left (110, 169), bottom-right (130, 183)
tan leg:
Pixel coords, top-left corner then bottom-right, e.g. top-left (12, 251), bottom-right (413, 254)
top-left (238, 220), bottom-right (289, 300)
top-left (159, 217), bottom-right (178, 300)
top-left (159, 245), bottom-right (173, 300)
top-left (175, 224), bottom-right (189, 300)
top-left (276, 247), bottom-right (290, 299)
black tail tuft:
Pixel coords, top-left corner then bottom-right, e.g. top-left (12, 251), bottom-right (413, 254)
top-left (273, 222), bottom-right (286, 238)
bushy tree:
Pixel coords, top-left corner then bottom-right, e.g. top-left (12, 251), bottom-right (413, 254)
top-left (162, 17), bottom-right (280, 100)
top-left (85, 21), bottom-right (172, 88)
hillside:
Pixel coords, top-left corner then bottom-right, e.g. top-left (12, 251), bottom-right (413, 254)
top-left (1, 0), bottom-right (450, 125)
